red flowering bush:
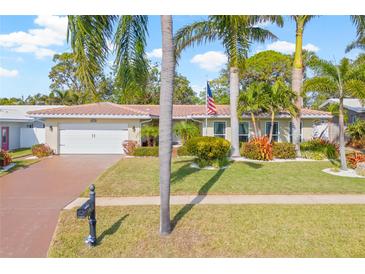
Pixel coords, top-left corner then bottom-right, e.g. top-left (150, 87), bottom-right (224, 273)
top-left (346, 152), bottom-right (365, 169)
top-left (0, 150), bottom-right (12, 167)
top-left (122, 140), bottom-right (138, 155)
top-left (31, 144), bottom-right (53, 158)
top-left (241, 136), bottom-right (273, 161)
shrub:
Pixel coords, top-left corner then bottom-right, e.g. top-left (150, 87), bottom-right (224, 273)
top-left (347, 137), bottom-right (365, 149)
top-left (122, 140), bottom-right (138, 155)
top-left (173, 121), bottom-right (200, 144)
top-left (133, 146), bottom-right (159, 157)
top-left (301, 151), bottom-right (326, 160)
top-left (0, 150), bottom-right (12, 167)
top-left (346, 120), bottom-right (365, 140)
top-left (300, 138), bottom-right (339, 159)
top-left (356, 162), bottom-right (365, 176)
top-left (141, 125), bottom-right (159, 147)
top-left (272, 142), bottom-right (296, 159)
top-left (186, 136), bottom-right (231, 167)
top-left (346, 152), bottom-right (365, 169)
top-left (31, 144), bottom-right (53, 158)
top-left (240, 136), bottom-right (273, 161)
top-left (177, 145), bottom-right (190, 156)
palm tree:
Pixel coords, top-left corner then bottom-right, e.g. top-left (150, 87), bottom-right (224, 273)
top-left (173, 121), bottom-right (200, 144)
top-left (159, 15), bottom-right (175, 235)
top-left (237, 82), bottom-right (267, 138)
top-left (175, 16), bottom-right (283, 157)
top-left (141, 125), bottom-right (159, 146)
top-left (304, 56), bottom-right (365, 170)
top-left (290, 16), bottom-right (316, 157)
top-left (67, 15), bottom-right (175, 235)
top-left (263, 79), bottom-right (297, 143)
top-left (346, 16), bottom-right (365, 52)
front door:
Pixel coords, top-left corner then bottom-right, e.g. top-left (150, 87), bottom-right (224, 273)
top-left (1, 127), bottom-right (9, 151)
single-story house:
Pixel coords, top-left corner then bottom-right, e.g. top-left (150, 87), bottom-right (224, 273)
top-left (0, 105), bottom-right (63, 151)
top-left (320, 98), bottom-right (365, 124)
top-left (28, 102), bottom-right (335, 155)
top-left (319, 98), bottom-right (365, 142)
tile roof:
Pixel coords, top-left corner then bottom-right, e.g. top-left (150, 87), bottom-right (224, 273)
top-left (0, 105), bottom-right (64, 121)
top-left (28, 102), bottom-right (332, 118)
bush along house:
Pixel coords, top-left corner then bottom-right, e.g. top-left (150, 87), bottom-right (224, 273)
top-left (27, 102), bottom-right (334, 155)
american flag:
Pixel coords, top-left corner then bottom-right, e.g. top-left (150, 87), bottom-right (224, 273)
top-left (206, 81), bottom-right (217, 115)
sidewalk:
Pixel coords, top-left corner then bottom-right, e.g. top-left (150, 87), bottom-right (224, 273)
top-left (64, 194), bottom-right (365, 209)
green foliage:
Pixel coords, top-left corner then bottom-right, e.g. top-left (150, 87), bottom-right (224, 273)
top-left (272, 142), bottom-right (296, 159)
top-left (240, 136), bottom-right (273, 161)
top-left (31, 144), bottom-right (53, 158)
top-left (199, 68), bottom-right (230, 104)
top-left (300, 139), bottom-right (339, 160)
top-left (173, 121), bottom-right (200, 144)
top-left (186, 136), bottom-right (231, 167)
top-left (346, 120), bottom-right (365, 140)
top-left (133, 147), bottom-right (159, 157)
top-left (177, 145), bottom-right (190, 156)
top-left (141, 125), bottom-right (159, 147)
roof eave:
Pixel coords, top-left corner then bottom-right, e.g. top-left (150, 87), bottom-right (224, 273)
top-left (28, 114), bottom-right (152, 119)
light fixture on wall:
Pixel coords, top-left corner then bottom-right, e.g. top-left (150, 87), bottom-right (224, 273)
top-left (132, 126), bottom-right (136, 132)
top-left (49, 125), bottom-right (53, 132)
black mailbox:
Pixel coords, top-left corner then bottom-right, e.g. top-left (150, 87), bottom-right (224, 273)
top-left (76, 200), bottom-right (93, 219)
top-left (76, 184), bottom-right (97, 246)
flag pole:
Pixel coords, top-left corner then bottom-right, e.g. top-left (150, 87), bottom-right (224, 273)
top-left (205, 80), bottom-right (208, 136)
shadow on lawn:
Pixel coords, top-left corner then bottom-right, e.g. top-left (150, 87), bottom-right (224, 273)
top-left (97, 214), bottom-right (129, 244)
top-left (171, 168), bottom-right (225, 231)
top-left (171, 162), bottom-right (200, 184)
top-left (240, 161), bottom-right (263, 169)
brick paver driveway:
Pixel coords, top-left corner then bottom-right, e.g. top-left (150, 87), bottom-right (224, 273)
top-left (0, 155), bottom-right (121, 257)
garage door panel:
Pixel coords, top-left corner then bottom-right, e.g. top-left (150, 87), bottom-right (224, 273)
top-left (59, 123), bottom-right (128, 154)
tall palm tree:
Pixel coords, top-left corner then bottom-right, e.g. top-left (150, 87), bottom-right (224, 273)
top-left (304, 56), bottom-right (365, 170)
top-left (346, 16), bottom-right (365, 52)
top-left (159, 15), bottom-right (175, 235)
top-left (175, 16), bottom-right (283, 157)
top-left (291, 16), bottom-right (316, 157)
top-left (67, 15), bottom-right (175, 235)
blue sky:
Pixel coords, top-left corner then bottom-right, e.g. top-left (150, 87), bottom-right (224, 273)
top-left (0, 15), bottom-right (362, 99)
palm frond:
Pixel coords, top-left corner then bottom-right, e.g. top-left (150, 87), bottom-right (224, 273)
top-left (345, 36), bottom-right (365, 53)
top-left (350, 15), bottom-right (365, 38)
top-left (303, 77), bottom-right (338, 96)
top-left (343, 79), bottom-right (365, 99)
top-left (67, 16), bottom-right (115, 94)
top-left (308, 58), bottom-right (339, 81)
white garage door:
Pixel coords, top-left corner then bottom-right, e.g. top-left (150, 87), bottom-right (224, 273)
top-left (59, 123), bottom-right (128, 154)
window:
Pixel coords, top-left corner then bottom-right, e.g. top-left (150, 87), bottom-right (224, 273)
top-left (265, 121), bottom-right (279, 142)
top-left (239, 122), bottom-right (249, 142)
top-left (289, 122), bottom-right (303, 143)
top-left (214, 122), bottom-right (226, 138)
top-left (349, 115), bottom-right (357, 124)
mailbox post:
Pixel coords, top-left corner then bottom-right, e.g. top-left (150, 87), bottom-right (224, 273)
top-left (76, 184), bottom-right (97, 246)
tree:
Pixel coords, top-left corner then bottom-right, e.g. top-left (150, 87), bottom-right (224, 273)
top-left (237, 82), bottom-right (267, 137)
top-left (346, 16), bottom-right (365, 52)
top-left (204, 68), bottom-right (230, 104)
top-left (173, 121), bottom-right (200, 144)
top-left (262, 79), bottom-right (297, 143)
top-left (304, 56), bottom-right (365, 170)
top-left (141, 125), bottom-right (159, 146)
top-left (175, 16), bottom-right (283, 157)
top-left (291, 16), bottom-right (317, 157)
top-left (242, 50), bottom-right (292, 87)
top-left (159, 15), bottom-right (175, 235)
top-left (67, 15), bottom-right (175, 235)
top-left (173, 74), bottom-right (199, 104)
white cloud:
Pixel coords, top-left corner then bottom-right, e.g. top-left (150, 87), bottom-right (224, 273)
top-left (0, 15), bottom-right (67, 59)
top-left (0, 67), bottom-right (18, 77)
top-left (190, 51), bottom-right (227, 72)
top-left (147, 48), bottom-right (162, 59)
top-left (266, 41), bottom-right (319, 54)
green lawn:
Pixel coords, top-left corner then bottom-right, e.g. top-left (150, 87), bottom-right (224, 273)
top-left (9, 147), bottom-right (32, 159)
top-left (48, 205), bottom-right (365, 257)
top-left (84, 157), bottom-right (365, 197)
top-left (0, 158), bottom-right (39, 177)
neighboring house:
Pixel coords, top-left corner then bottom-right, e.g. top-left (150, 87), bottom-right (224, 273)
top-left (319, 98), bottom-right (365, 142)
top-left (0, 105), bottom-right (63, 151)
top-left (28, 102), bottom-right (333, 155)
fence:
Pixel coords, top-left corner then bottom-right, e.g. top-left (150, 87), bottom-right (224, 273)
top-left (20, 128), bottom-right (45, 148)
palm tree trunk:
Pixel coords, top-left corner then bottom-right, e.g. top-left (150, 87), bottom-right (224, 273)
top-left (159, 15), bottom-right (174, 235)
top-left (269, 110), bottom-right (275, 143)
top-left (230, 67), bottom-right (240, 157)
top-left (339, 97), bottom-right (348, 170)
top-left (292, 19), bottom-right (304, 157)
top-left (250, 112), bottom-right (258, 137)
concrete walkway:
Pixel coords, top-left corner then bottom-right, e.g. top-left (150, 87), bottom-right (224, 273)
top-left (65, 194), bottom-right (365, 209)
top-left (0, 155), bottom-right (121, 258)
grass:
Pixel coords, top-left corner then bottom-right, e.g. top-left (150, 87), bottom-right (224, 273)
top-left (9, 147), bottom-right (32, 159)
top-left (83, 157), bottom-right (365, 197)
top-left (48, 204), bottom-right (365, 257)
top-left (0, 158), bottom-right (40, 177)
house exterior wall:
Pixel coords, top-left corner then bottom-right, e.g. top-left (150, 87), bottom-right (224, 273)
top-left (44, 118), bottom-right (141, 154)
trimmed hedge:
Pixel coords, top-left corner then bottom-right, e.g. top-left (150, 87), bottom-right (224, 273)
top-left (177, 145), bottom-right (190, 156)
top-left (132, 147), bottom-right (159, 157)
top-left (31, 144), bottom-right (53, 158)
top-left (186, 136), bottom-right (231, 167)
top-left (272, 142), bottom-right (296, 159)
